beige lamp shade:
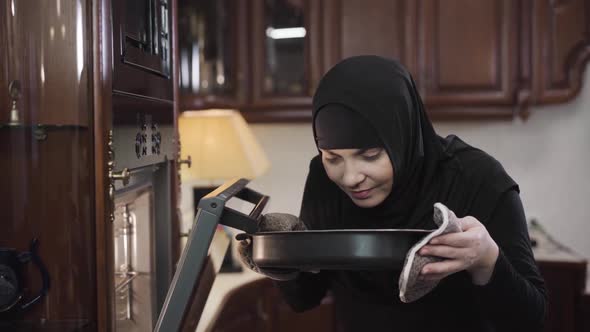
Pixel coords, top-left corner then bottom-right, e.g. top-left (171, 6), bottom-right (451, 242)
top-left (178, 109), bottom-right (270, 181)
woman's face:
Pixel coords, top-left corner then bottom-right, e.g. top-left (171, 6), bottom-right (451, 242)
top-left (320, 147), bottom-right (394, 208)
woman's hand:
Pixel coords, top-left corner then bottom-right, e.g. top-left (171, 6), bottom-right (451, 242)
top-left (418, 212), bottom-right (499, 285)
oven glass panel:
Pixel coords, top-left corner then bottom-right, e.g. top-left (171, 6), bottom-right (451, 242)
top-left (114, 186), bottom-right (156, 332)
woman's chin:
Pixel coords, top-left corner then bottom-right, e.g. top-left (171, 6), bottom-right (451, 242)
top-left (350, 195), bottom-right (384, 208)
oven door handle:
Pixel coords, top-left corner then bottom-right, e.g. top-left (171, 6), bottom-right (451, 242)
top-left (197, 178), bottom-right (269, 233)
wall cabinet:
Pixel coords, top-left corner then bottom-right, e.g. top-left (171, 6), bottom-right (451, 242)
top-left (178, 0), bottom-right (324, 122)
top-left (419, 0), bottom-right (518, 110)
top-left (529, 0), bottom-right (590, 104)
top-left (250, 0), bottom-right (322, 108)
top-left (112, 0), bottom-right (173, 101)
top-left (178, 0), bottom-right (590, 122)
top-left (178, 0), bottom-right (248, 109)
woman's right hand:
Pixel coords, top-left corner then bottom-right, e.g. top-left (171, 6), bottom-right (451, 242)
top-left (237, 213), bottom-right (307, 280)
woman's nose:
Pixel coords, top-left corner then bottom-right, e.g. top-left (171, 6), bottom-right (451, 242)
top-left (342, 165), bottom-right (365, 188)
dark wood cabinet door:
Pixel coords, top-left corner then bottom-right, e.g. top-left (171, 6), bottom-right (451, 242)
top-left (250, 0), bottom-right (322, 111)
top-left (112, 0), bottom-right (173, 101)
top-left (326, 0), bottom-right (418, 76)
top-left (537, 260), bottom-right (587, 332)
top-left (529, 0), bottom-right (590, 105)
top-left (419, 0), bottom-right (518, 110)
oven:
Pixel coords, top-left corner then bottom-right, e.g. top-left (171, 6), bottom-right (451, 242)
top-left (110, 92), bottom-right (176, 331)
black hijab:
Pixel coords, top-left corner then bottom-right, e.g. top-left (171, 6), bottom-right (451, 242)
top-left (304, 56), bottom-right (517, 230)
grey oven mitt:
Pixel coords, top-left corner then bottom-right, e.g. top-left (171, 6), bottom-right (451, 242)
top-left (237, 213), bottom-right (307, 281)
top-left (398, 203), bottom-right (462, 303)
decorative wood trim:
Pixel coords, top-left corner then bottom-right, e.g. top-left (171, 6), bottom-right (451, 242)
top-left (242, 107), bottom-right (517, 123)
top-left (321, 0), bottom-right (337, 73)
top-left (404, 0), bottom-right (419, 78)
top-left (93, 0), bottom-right (114, 330)
top-left (515, 0), bottom-right (533, 117)
top-left (531, 0), bottom-right (590, 104)
top-left (242, 108), bottom-right (312, 123)
top-left (237, 0), bottom-right (250, 105)
top-left (170, 0), bottom-right (181, 272)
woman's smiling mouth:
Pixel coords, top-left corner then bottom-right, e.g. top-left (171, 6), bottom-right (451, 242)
top-left (350, 187), bottom-right (373, 200)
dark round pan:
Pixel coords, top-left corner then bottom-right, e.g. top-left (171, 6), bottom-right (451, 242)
top-left (240, 229), bottom-right (432, 271)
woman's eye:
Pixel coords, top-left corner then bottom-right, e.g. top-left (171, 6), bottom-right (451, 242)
top-left (325, 157), bottom-right (340, 164)
top-left (362, 150), bottom-right (382, 161)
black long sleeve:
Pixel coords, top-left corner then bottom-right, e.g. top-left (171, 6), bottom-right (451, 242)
top-left (473, 189), bottom-right (547, 330)
top-left (274, 271), bottom-right (332, 312)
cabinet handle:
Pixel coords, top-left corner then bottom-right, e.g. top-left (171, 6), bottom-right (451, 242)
top-left (110, 168), bottom-right (131, 186)
top-left (178, 156), bottom-right (192, 168)
top-left (8, 80), bottom-right (21, 125)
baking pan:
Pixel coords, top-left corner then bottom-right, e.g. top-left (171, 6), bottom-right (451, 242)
top-left (237, 229), bottom-right (432, 271)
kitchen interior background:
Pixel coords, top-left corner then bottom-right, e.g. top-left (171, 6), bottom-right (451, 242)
top-left (181, 68), bottom-right (590, 261)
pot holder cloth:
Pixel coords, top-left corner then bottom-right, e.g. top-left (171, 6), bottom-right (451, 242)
top-left (398, 202), bottom-right (462, 303)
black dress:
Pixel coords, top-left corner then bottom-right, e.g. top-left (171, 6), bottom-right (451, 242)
top-left (275, 154), bottom-right (547, 332)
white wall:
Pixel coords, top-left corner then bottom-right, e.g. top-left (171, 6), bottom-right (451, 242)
top-left (181, 70), bottom-right (590, 259)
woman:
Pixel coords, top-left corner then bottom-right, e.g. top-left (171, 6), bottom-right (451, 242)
top-left (241, 56), bottom-right (546, 331)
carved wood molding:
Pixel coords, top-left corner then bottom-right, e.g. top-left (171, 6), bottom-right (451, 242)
top-left (531, 0), bottom-right (590, 104)
top-left (93, 0), bottom-right (115, 330)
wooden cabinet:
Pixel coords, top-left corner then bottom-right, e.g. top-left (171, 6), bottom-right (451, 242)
top-left (323, 0), bottom-right (418, 79)
top-left (178, 0), bottom-right (248, 109)
top-left (208, 278), bottom-right (335, 332)
top-left (0, 1), bottom-right (91, 126)
top-left (536, 259), bottom-right (587, 332)
top-left (419, 0), bottom-right (518, 111)
top-left (208, 260), bottom-right (587, 332)
top-left (250, 0), bottom-right (322, 108)
top-left (177, 0), bottom-right (324, 122)
top-left (177, 0), bottom-right (590, 122)
top-left (112, 0), bottom-right (173, 101)
top-left (529, 0), bottom-right (590, 104)
top-left (0, 0), bottom-right (181, 331)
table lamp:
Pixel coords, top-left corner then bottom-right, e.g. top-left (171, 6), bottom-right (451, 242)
top-left (178, 109), bottom-right (270, 272)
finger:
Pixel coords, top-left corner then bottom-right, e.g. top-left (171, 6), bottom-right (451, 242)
top-left (420, 245), bottom-right (470, 260)
top-left (420, 272), bottom-right (451, 281)
top-left (429, 232), bottom-right (472, 247)
top-left (456, 216), bottom-right (481, 230)
top-left (421, 260), bottom-right (465, 276)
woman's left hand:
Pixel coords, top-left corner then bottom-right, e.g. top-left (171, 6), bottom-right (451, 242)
top-left (418, 213), bottom-right (499, 285)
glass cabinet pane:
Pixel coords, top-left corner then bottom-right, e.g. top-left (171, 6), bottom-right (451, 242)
top-left (263, 0), bottom-right (308, 96)
top-left (178, 0), bottom-right (236, 96)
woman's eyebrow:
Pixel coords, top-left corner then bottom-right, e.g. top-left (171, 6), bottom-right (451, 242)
top-left (323, 150), bottom-right (340, 157)
top-left (354, 148), bottom-right (380, 156)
